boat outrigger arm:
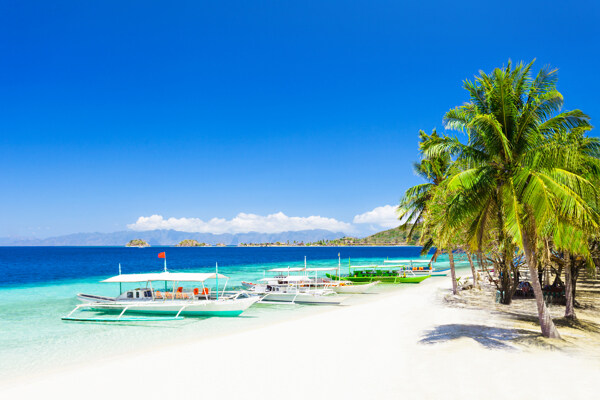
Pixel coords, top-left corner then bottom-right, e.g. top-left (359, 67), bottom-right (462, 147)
top-left (61, 303), bottom-right (186, 322)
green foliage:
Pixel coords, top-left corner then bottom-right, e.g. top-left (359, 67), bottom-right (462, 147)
top-left (126, 239), bottom-right (150, 247)
top-left (402, 59), bottom-right (599, 334)
top-left (430, 60), bottom-right (597, 257)
top-left (175, 239), bottom-right (206, 247)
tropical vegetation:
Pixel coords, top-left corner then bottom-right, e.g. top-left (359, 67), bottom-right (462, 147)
top-left (399, 60), bottom-right (599, 338)
top-left (175, 239), bottom-right (207, 247)
top-left (125, 239), bottom-right (150, 247)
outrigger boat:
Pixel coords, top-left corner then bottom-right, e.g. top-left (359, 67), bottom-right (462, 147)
top-left (383, 259), bottom-right (450, 277)
top-left (245, 267), bottom-right (347, 305)
top-left (305, 265), bottom-right (380, 294)
top-left (325, 279), bottom-right (380, 294)
top-left (326, 263), bottom-right (430, 284)
top-left (63, 271), bottom-right (259, 322)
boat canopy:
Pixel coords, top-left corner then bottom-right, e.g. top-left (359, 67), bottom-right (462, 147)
top-left (305, 267), bottom-right (338, 272)
top-left (383, 259), bottom-right (431, 264)
top-left (350, 264), bottom-right (430, 269)
top-left (259, 275), bottom-right (309, 282)
top-left (101, 272), bottom-right (229, 283)
top-left (268, 267), bottom-right (306, 272)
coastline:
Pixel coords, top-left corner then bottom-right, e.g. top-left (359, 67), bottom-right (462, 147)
top-left (2, 273), bottom-right (598, 399)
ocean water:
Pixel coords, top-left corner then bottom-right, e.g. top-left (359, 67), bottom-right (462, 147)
top-left (0, 246), bottom-right (470, 382)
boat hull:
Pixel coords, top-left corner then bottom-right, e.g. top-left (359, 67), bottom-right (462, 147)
top-left (84, 296), bottom-right (259, 317)
top-left (326, 274), bottom-right (429, 284)
top-left (77, 293), bottom-right (116, 303)
top-left (260, 292), bottom-right (346, 305)
top-left (331, 281), bottom-right (379, 294)
top-left (373, 267), bottom-right (451, 276)
top-left (403, 270), bottom-right (449, 277)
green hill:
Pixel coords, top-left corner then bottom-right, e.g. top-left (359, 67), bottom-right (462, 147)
top-left (361, 225), bottom-right (421, 245)
top-left (125, 239), bottom-right (150, 247)
top-left (311, 225), bottom-right (422, 246)
top-left (175, 239), bottom-right (207, 247)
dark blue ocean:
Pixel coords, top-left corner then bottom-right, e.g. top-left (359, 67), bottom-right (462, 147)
top-left (0, 246), bottom-right (429, 287)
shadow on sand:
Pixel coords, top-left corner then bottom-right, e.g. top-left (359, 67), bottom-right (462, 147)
top-left (501, 310), bottom-right (600, 335)
top-left (419, 324), bottom-right (535, 350)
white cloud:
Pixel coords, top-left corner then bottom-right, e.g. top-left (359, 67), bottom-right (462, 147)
top-left (352, 205), bottom-right (400, 229)
top-left (128, 205), bottom-right (400, 235)
top-left (127, 212), bottom-right (354, 234)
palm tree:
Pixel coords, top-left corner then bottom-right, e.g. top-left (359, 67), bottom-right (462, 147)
top-left (421, 179), bottom-right (469, 295)
top-left (398, 129), bottom-right (451, 244)
top-left (544, 126), bottom-right (600, 318)
top-left (426, 60), bottom-right (596, 338)
top-left (398, 129), bottom-right (460, 292)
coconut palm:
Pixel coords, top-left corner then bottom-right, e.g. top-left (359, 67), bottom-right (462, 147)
top-left (398, 130), bottom-right (465, 292)
top-left (421, 178), bottom-right (471, 294)
top-left (425, 60), bottom-right (596, 338)
top-left (544, 126), bottom-right (600, 318)
top-left (398, 129), bottom-right (451, 245)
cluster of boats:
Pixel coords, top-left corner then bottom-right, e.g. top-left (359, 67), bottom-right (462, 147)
top-left (62, 257), bottom-right (449, 322)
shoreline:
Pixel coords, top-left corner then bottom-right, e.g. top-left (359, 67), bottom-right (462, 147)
top-left (0, 244), bottom-right (422, 247)
top-left (0, 281), bottom-right (407, 385)
top-left (2, 273), bottom-right (599, 399)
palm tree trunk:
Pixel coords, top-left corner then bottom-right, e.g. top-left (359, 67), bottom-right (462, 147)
top-left (564, 252), bottom-right (575, 319)
top-left (565, 268), bottom-right (575, 319)
top-left (522, 232), bottom-right (561, 338)
top-left (448, 250), bottom-right (458, 295)
top-left (466, 252), bottom-right (477, 286)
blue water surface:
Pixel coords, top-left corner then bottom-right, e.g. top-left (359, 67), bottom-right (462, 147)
top-left (0, 246), bottom-right (428, 287)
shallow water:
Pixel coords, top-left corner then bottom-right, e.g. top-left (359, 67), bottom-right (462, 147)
top-left (0, 246), bottom-right (470, 381)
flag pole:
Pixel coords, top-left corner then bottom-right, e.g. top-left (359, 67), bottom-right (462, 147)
top-left (338, 253), bottom-right (341, 281)
top-left (215, 262), bottom-right (219, 300)
top-left (164, 252), bottom-right (167, 272)
top-left (119, 263), bottom-right (122, 294)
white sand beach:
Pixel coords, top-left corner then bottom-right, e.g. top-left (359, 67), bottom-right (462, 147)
top-left (2, 274), bottom-right (598, 399)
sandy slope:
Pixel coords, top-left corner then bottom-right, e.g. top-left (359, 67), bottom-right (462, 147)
top-left (2, 275), bottom-right (598, 399)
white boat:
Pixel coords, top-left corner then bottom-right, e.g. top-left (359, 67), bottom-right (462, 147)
top-left (241, 281), bottom-right (255, 290)
top-left (63, 271), bottom-right (259, 322)
top-left (383, 259), bottom-right (450, 276)
top-left (302, 266), bottom-right (380, 294)
top-left (248, 267), bottom-right (347, 305)
top-left (327, 280), bottom-right (380, 294)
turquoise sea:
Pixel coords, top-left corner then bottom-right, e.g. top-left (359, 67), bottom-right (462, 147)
top-left (0, 246), bottom-right (470, 382)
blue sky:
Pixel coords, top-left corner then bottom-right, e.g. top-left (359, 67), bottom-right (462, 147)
top-left (1, 0), bottom-right (599, 237)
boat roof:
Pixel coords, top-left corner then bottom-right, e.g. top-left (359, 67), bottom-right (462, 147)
top-left (350, 264), bottom-right (430, 269)
top-left (259, 275), bottom-right (310, 282)
top-left (101, 272), bottom-right (229, 283)
top-left (305, 267), bottom-right (338, 272)
top-left (268, 267), bottom-right (306, 272)
top-left (267, 266), bottom-right (339, 273)
top-left (383, 259), bottom-right (431, 263)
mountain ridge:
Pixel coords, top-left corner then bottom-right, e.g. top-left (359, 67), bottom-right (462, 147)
top-left (0, 229), bottom-right (346, 246)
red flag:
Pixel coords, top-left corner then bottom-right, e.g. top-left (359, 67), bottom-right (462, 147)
top-left (158, 252), bottom-right (166, 259)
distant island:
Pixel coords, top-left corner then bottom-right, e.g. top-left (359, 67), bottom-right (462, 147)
top-left (175, 239), bottom-right (208, 247)
top-left (0, 229), bottom-right (345, 246)
top-left (238, 226), bottom-right (420, 247)
top-left (126, 239), bottom-right (150, 247)
top-left (322, 225), bottom-right (421, 246)
top-left (0, 228), bottom-right (420, 247)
